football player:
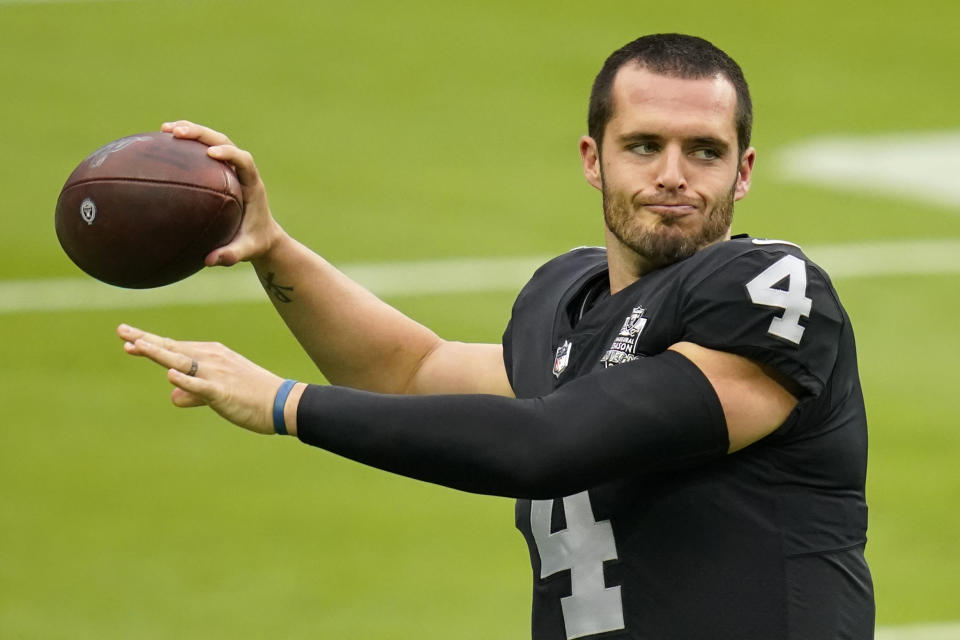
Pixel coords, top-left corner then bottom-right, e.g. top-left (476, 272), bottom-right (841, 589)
top-left (121, 33), bottom-right (874, 639)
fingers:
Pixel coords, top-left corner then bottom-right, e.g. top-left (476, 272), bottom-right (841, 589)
top-left (160, 121), bottom-right (260, 187)
top-left (118, 325), bottom-right (202, 382)
top-left (168, 368), bottom-right (215, 402)
top-left (118, 323), bottom-right (220, 407)
top-left (118, 324), bottom-right (183, 355)
top-left (117, 322), bottom-right (145, 342)
top-left (161, 120), bottom-right (233, 147)
top-left (117, 324), bottom-right (281, 434)
top-left (128, 335), bottom-right (196, 375)
top-left (207, 144), bottom-right (260, 188)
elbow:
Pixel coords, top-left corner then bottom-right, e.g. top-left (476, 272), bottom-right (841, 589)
top-left (488, 404), bottom-right (606, 499)
top-left (496, 455), bottom-right (595, 500)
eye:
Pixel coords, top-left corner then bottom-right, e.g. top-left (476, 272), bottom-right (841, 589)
top-left (629, 142), bottom-right (659, 155)
top-left (692, 147), bottom-right (721, 160)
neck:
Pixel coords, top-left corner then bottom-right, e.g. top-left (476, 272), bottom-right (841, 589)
top-left (604, 228), bottom-right (653, 294)
top-left (603, 227), bottom-right (733, 294)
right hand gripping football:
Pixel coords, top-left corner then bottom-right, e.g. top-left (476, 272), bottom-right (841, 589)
top-left (161, 120), bottom-right (286, 267)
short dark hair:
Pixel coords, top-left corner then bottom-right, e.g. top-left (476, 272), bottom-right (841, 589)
top-left (588, 34), bottom-right (753, 156)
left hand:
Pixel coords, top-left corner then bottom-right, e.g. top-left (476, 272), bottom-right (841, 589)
top-left (118, 324), bottom-right (284, 434)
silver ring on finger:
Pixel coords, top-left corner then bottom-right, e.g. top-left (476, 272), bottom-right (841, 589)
top-left (187, 359), bottom-right (199, 377)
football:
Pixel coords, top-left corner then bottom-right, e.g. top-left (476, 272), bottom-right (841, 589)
top-left (55, 132), bottom-right (244, 288)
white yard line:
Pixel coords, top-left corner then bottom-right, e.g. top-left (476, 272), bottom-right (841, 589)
top-left (0, 255), bottom-right (551, 315)
top-left (806, 238), bottom-right (960, 279)
top-left (1, 239), bottom-right (959, 315)
top-left (776, 130), bottom-right (960, 210)
top-left (0, 0), bottom-right (135, 5)
top-left (875, 621), bottom-right (960, 640)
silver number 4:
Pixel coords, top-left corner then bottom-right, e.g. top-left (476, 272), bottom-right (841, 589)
top-left (530, 491), bottom-right (624, 639)
top-left (745, 254), bottom-right (813, 344)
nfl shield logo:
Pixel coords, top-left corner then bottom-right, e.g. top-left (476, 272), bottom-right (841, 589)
top-left (553, 340), bottom-right (572, 378)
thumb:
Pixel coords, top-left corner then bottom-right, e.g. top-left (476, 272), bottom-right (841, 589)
top-left (206, 235), bottom-right (256, 267)
top-left (172, 387), bottom-right (207, 408)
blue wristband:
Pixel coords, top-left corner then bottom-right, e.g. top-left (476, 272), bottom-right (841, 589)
top-left (273, 379), bottom-right (298, 435)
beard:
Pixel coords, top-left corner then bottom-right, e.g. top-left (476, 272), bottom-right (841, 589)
top-left (602, 179), bottom-right (736, 270)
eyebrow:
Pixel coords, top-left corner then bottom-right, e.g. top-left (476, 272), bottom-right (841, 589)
top-left (688, 136), bottom-right (730, 154)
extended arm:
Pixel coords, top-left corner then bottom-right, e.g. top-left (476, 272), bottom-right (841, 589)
top-left (120, 328), bottom-right (797, 498)
top-left (292, 350), bottom-right (728, 498)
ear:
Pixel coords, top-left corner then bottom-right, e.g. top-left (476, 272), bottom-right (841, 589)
top-left (733, 147), bottom-right (756, 201)
top-left (579, 135), bottom-right (603, 191)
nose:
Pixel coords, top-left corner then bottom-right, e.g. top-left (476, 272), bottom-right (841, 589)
top-left (655, 145), bottom-right (686, 191)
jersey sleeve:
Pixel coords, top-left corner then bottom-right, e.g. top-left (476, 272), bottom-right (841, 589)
top-left (680, 244), bottom-right (845, 397)
top-left (296, 350), bottom-right (727, 498)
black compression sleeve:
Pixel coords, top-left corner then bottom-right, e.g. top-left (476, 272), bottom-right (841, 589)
top-left (296, 350), bottom-right (727, 499)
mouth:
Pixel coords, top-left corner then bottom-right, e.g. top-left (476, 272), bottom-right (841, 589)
top-left (641, 203), bottom-right (699, 217)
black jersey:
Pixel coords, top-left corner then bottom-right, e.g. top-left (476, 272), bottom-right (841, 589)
top-left (502, 237), bottom-right (874, 640)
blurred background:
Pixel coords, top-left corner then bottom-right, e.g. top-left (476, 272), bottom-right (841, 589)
top-left (1, 0), bottom-right (958, 637)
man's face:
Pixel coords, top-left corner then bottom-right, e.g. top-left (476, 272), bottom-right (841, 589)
top-left (581, 64), bottom-right (755, 273)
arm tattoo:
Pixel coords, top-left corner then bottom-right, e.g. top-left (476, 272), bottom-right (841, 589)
top-left (262, 271), bottom-right (295, 303)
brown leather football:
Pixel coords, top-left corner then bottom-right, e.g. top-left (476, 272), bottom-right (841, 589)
top-left (55, 132), bottom-right (244, 288)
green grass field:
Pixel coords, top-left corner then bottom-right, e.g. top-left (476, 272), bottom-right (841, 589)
top-left (2, 0), bottom-right (959, 637)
